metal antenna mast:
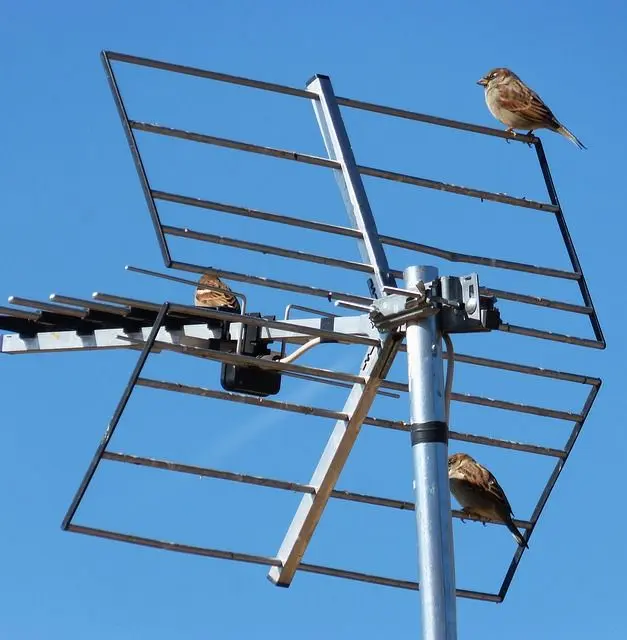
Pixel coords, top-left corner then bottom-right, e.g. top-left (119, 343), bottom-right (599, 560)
top-left (0, 51), bottom-right (604, 639)
top-left (405, 265), bottom-right (456, 639)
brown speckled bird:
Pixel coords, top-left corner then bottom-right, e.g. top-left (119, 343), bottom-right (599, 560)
top-left (194, 274), bottom-right (241, 313)
top-left (448, 452), bottom-right (528, 548)
top-left (478, 67), bottom-right (585, 149)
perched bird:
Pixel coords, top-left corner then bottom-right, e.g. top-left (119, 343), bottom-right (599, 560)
top-left (194, 273), bottom-right (241, 313)
top-left (448, 452), bottom-right (528, 549)
top-left (477, 67), bottom-right (586, 149)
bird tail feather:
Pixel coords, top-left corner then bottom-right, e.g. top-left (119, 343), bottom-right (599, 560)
top-left (557, 125), bottom-right (586, 150)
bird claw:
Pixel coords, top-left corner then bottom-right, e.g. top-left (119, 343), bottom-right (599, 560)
top-left (525, 130), bottom-right (535, 148)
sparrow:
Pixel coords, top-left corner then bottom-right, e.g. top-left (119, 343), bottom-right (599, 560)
top-left (478, 67), bottom-right (586, 149)
top-left (194, 273), bottom-right (241, 313)
top-left (448, 452), bottom-right (528, 549)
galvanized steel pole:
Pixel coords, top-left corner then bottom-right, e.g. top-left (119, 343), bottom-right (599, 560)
top-left (404, 265), bottom-right (457, 640)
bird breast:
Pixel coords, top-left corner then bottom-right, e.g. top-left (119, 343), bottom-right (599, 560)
top-left (484, 87), bottom-right (536, 130)
top-left (449, 477), bottom-right (500, 520)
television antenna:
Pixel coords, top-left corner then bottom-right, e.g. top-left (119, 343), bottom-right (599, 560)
top-left (0, 51), bottom-right (603, 640)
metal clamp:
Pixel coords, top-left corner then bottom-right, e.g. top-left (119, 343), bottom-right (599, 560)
top-left (369, 273), bottom-right (501, 335)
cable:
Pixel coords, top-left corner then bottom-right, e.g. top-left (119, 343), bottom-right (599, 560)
top-left (442, 332), bottom-right (454, 425)
top-left (279, 337), bottom-right (322, 364)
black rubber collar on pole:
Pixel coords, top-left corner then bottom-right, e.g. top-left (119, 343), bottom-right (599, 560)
top-left (410, 421), bottom-right (448, 445)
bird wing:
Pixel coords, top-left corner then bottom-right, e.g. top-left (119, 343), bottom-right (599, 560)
top-left (497, 77), bottom-right (559, 127)
top-left (475, 462), bottom-right (515, 516)
top-left (195, 274), bottom-right (241, 312)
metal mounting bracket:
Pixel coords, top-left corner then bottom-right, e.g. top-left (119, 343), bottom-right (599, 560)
top-left (369, 273), bottom-right (501, 335)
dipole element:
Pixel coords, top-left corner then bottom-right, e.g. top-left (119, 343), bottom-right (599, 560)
top-left (404, 266), bottom-right (457, 640)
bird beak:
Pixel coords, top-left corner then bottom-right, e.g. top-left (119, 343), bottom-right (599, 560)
top-left (477, 78), bottom-right (487, 86)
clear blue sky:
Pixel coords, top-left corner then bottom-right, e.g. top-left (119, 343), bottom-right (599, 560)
top-left (1, 2), bottom-right (625, 638)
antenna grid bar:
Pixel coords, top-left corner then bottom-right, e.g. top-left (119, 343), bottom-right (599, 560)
top-left (164, 223), bottom-right (590, 316)
top-left (155, 189), bottom-right (580, 281)
top-left (131, 120), bottom-right (556, 212)
top-left (124, 335), bottom-right (582, 423)
top-left (66, 524), bottom-right (502, 602)
top-left (104, 50), bottom-right (532, 144)
top-left (101, 451), bottom-right (532, 530)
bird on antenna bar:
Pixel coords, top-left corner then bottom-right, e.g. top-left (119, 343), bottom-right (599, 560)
top-left (448, 452), bottom-right (529, 549)
top-left (478, 67), bottom-right (586, 149)
top-left (194, 274), bottom-right (241, 313)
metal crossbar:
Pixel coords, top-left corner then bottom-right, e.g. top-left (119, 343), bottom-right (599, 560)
top-left (154, 190), bottom-right (580, 281)
top-left (100, 451), bottom-right (532, 530)
top-left (66, 524), bottom-right (501, 602)
top-left (133, 120), bottom-right (557, 212)
top-left (164, 225), bottom-right (592, 314)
